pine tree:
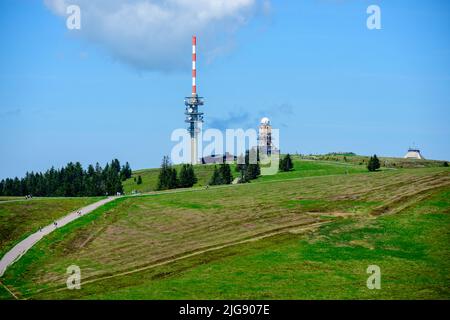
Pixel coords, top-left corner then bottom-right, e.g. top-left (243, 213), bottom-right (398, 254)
top-left (179, 164), bottom-right (189, 188)
top-left (12, 177), bottom-right (21, 195)
top-left (169, 167), bottom-right (178, 189)
top-left (209, 166), bottom-right (223, 185)
top-left (368, 154), bottom-right (381, 172)
top-left (179, 164), bottom-right (197, 188)
top-left (219, 163), bottom-right (233, 184)
top-left (111, 159), bottom-right (121, 174)
top-left (73, 162), bottom-right (84, 196)
top-left (115, 176), bottom-right (124, 195)
top-left (246, 150), bottom-right (260, 180)
top-left (120, 162), bottom-right (132, 181)
top-left (285, 154), bottom-right (294, 171)
top-left (137, 175), bottom-right (142, 185)
top-left (367, 157), bottom-right (374, 172)
top-left (189, 164), bottom-right (198, 186)
top-left (279, 154), bottom-right (294, 172)
top-left (373, 155), bottom-right (380, 171)
top-left (0, 159), bottom-right (126, 196)
top-left (279, 157), bottom-right (285, 172)
top-left (235, 149), bottom-right (261, 182)
top-left (243, 165), bottom-right (253, 183)
top-left (236, 154), bottom-right (245, 172)
top-left (157, 156), bottom-right (178, 190)
top-left (247, 163), bottom-right (260, 180)
top-left (85, 164), bottom-right (96, 196)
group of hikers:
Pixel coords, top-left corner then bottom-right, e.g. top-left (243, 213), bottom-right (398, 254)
top-left (38, 209), bottom-right (83, 233)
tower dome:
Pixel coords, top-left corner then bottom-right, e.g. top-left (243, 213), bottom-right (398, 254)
top-left (260, 117), bottom-right (270, 125)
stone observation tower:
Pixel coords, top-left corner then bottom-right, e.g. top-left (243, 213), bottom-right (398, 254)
top-left (184, 36), bottom-right (204, 165)
top-left (258, 117), bottom-right (272, 155)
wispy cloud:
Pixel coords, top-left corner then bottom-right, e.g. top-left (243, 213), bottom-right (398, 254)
top-left (208, 109), bottom-right (254, 131)
top-left (257, 102), bottom-right (295, 117)
top-left (44, 0), bottom-right (269, 72)
top-left (257, 102), bottom-right (295, 127)
top-left (208, 103), bottom-right (295, 131)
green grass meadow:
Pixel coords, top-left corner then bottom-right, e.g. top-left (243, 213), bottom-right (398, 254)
top-left (0, 197), bottom-right (102, 258)
top-left (83, 188), bottom-right (450, 300)
top-left (0, 157), bottom-right (449, 300)
top-left (123, 157), bottom-right (367, 193)
top-left (122, 164), bottom-right (238, 194)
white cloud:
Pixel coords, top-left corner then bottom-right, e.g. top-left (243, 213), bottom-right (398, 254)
top-left (44, 0), bottom-right (267, 72)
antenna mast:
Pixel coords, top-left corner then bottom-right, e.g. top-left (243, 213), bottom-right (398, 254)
top-left (184, 36), bottom-right (204, 165)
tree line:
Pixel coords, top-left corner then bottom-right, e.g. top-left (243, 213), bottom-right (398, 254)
top-left (157, 156), bottom-right (198, 190)
top-left (209, 149), bottom-right (266, 186)
top-left (0, 159), bottom-right (132, 197)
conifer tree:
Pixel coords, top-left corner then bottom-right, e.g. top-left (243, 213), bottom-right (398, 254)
top-left (219, 163), bottom-right (233, 184)
top-left (179, 164), bottom-right (197, 188)
top-left (157, 156), bottom-right (178, 190)
top-left (368, 154), bottom-right (381, 172)
top-left (209, 166), bottom-right (223, 185)
top-left (236, 154), bottom-right (245, 172)
top-left (279, 154), bottom-right (294, 172)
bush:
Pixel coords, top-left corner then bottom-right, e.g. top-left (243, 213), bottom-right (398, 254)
top-left (367, 155), bottom-right (381, 172)
top-left (279, 154), bottom-right (294, 172)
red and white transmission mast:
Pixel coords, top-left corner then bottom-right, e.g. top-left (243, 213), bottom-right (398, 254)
top-left (184, 36), bottom-right (204, 165)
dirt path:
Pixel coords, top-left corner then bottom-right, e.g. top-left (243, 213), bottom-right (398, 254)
top-left (0, 197), bottom-right (119, 277)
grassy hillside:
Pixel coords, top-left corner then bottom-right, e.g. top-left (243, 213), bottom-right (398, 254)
top-left (0, 197), bottom-right (102, 258)
top-left (123, 157), bottom-right (369, 194)
top-left (303, 153), bottom-right (448, 169)
top-left (123, 155), bottom-right (447, 194)
top-left (257, 157), bottom-right (367, 183)
top-left (122, 164), bottom-right (232, 194)
top-left (2, 166), bottom-right (449, 299)
top-left (42, 187), bottom-right (450, 300)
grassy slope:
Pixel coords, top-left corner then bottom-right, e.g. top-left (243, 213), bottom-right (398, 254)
top-left (123, 164), bottom-right (239, 194)
top-left (73, 187), bottom-right (450, 300)
top-left (123, 154), bottom-right (444, 193)
top-left (2, 167), bottom-right (449, 299)
top-left (0, 197), bottom-right (102, 259)
top-left (306, 154), bottom-right (447, 169)
top-left (257, 158), bottom-right (367, 183)
top-left (123, 158), bottom-right (368, 194)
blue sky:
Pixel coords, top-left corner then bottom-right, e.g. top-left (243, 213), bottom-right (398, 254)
top-left (1, 0), bottom-right (449, 179)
